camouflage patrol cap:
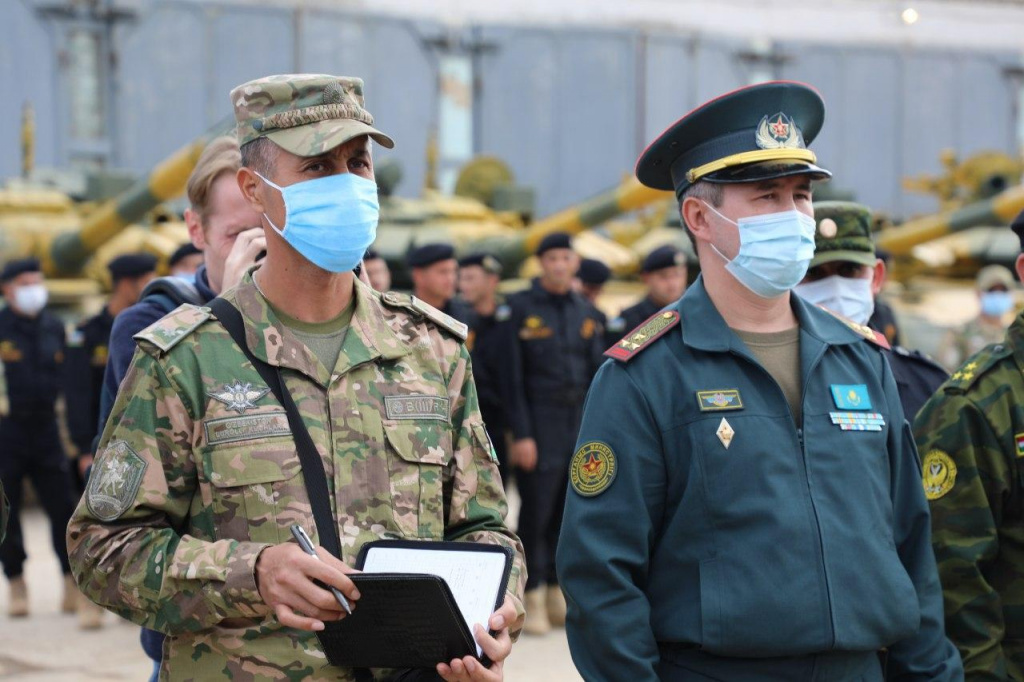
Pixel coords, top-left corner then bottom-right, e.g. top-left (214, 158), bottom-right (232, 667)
top-left (231, 74), bottom-right (395, 156)
top-left (810, 201), bottom-right (877, 268)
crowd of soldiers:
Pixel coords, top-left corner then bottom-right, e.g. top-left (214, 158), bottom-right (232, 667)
top-left (0, 72), bottom-right (1023, 681)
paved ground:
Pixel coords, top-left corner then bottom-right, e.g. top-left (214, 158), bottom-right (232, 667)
top-left (0, 508), bottom-right (582, 681)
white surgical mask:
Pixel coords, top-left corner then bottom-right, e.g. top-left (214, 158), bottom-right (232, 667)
top-left (794, 274), bottom-right (875, 325)
top-left (979, 290), bottom-right (1014, 318)
top-left (704, 203), bottom-right (817, 299)
top-left (13, 284), bottom-right (48, 317)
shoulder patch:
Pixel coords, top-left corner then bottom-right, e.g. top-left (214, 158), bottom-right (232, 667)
top-left (86, 440), bottom-right (148, 521)
top-left (819, 307), bottom-right (891, 349)
top-left (922, 449), bottom-right (957, 501)
top-left (133, 303), bottom-right (212, 354)
top-left (570, 441), bottom-right (618, 497)
top-left (604, 311), bottom-right (680, 362)
top-left (379, 291), bottom-right (468, 341)
top-left (944, 342), bottom-right (1012, 393)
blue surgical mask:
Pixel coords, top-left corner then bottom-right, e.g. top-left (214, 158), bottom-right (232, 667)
top-left (980, 290), bottom-right (1014, 317)
top-left (794, 274), bottom-right (876, 325)
top-left (256, 171), bottom-right (379, 273)
top-left (704, 203), bottom-right (817, 299)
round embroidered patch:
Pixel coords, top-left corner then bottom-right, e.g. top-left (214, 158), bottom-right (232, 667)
top-left (922, 450), bottom-right (957, 501)
top-left (570, 442), bottom-right (618, 497)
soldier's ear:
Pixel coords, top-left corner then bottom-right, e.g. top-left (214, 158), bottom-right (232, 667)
top-left (237, 167), bottom-right (266, 213)
top-left (1016, 253), bottom-right (1024, 284)
top-left (871, 258), bottom-right (886, 296)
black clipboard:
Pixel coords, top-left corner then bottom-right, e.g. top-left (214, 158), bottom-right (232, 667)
top-left (316, 540), bottom-right (514, 670)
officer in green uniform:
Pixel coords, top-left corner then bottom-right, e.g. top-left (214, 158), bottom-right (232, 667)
top-left (68, 73), bottom-right (525, 682)
top-left (914, 213), bottom-right (1024, 679)
top-left (556, 81), bottom-right (961, 681)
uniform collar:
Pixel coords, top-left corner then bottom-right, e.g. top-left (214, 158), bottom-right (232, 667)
top-left (1008, 312), bottom-right (1024, 367)
top-left (678, 275), bottom-right (861, 352)
top-left (230, 272), bottom-right (408, 387)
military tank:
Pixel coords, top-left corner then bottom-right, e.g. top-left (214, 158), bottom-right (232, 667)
top-left (0, 113), bottom-right (233, 311)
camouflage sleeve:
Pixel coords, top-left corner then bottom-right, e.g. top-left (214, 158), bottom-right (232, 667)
top-left (67, 348), bottom-right (272, 634)
top-left (444, 343), bottom-right (527, 625)
top-left (915, 390), bottom-right (1011, 679)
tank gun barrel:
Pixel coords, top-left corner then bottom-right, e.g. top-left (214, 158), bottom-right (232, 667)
top-left (875, 184), bottom-right (1024, 257)
top-left (481, 177), bottom-right (672, 267)
top-left (47, 116), bottom-right (234, 274)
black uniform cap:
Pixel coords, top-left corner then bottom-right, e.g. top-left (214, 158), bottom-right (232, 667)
top-left (108, 253), bottom-right (158, 281)
top-left (168, 242), bottom-right (202, 269)
top-left (577, 258), bottom-right (611, 285)
top-left (536, 232), bottom-right (573, 256)
top-left (641, 245), bottom-right (686, 273)
top-left (636, 81), bottom-right (831, 198)
top-left (407, 243), bottom-right (456, 268)
top-left (1, 258), bottom-right (41, 283)
top-left (458, 252), bottom-right (503, 276)
top-left (1012, 208), bottom-right (1024, 253)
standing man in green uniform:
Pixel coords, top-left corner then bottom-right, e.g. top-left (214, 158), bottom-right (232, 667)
top-left (68, 73), bottom-right (524, 681)
top-left (556, 81), bottom-right (961, 681)
top-left (914, 214), bottom-right (1024, 679)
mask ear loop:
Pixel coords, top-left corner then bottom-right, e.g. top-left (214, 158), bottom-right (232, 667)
top-left (253, 171), bottom-right (287, 237)
top-left (700, 200), bottom-right (738, 265)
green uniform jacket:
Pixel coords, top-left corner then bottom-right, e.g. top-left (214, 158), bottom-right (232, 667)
top-left (67, 274), bottom-right (525, 681)
top-left (556, 277), bottom-right (961, 681)
top-left (915, 312), bottom-right (1024, 680)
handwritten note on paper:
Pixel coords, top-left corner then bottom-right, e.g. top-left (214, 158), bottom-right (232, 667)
top-left (361, 545), bottom-right (508, 656)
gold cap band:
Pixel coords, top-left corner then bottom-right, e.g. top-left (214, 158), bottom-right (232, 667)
top-left (686, 148), bottom-right (818, 184)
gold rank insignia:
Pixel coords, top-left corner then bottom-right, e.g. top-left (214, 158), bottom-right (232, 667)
top-left (605, 311), bottom-right (680, 362)
top-left (922, 450), bottom-right (957, 500)
top-left (570, 442), bottom-right (618, 497)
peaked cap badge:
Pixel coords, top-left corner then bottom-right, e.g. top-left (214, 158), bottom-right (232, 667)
top-left (208, 382), bottom-right (271, 414)
top-left (755, 112), bottom-right (802, 150)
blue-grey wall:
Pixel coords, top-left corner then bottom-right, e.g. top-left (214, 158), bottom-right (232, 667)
top-left (1, 0), bottom-right (1018, 221)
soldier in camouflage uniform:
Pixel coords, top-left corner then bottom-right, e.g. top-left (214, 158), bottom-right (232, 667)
top-left (914, 218), bottom-right (1024, 679)
top-left (67, 73), bottom-right (525, 682)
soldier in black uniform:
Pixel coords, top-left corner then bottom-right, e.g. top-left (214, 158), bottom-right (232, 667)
top-left (500, 232), bottom-right (604, 635)
top-left (458, 252), bottom-right (512, 474)
top-left (0, 258), bottom-right (77, 618)
top-left (64, 253), bottom-right (156, 485)
top-left (793, 202), bottom-right (947, 421)
top-left (605, 245), bottom-right (688, 345)
top-left (167, 242), bottom-right (203, 278)
top-left (407, 243), bottom-right (472, 323)
top-left (576, 258), bottom-right (611, 343)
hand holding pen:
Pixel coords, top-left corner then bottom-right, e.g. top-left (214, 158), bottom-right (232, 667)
top-left (253, 524), bottom-right (360, 631)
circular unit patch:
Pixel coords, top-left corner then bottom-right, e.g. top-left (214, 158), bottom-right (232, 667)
top-left (922, 450), bottom-right (957, 501)
top-left (570, 441), bottom-right (618, 497)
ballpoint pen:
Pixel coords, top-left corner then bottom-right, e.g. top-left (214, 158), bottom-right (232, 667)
top-left (290, 525), bottom-right (353, 615)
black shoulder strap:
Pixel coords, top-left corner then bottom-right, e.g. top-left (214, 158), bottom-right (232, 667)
top-left (207, 298), bottom-right (342, 560)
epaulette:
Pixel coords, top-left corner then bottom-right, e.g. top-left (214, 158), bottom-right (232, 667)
top-left (942, 342), bottom-right (1013, 394)
top-left (379, 291), bottom-right (468, 341)
top-left (133, 304), bottom-right (212, 354)
top-left (819, 307), bottom-right (891, 350)
top-left (604, 311), bottom-right (679, 362)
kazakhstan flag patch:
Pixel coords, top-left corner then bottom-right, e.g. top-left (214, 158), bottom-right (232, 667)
top-left (830, 384), bottom-right (871, 410)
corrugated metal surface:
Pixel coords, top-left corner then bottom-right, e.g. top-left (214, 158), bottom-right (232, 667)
top-left (0, 0), bottom-right (1018, 221)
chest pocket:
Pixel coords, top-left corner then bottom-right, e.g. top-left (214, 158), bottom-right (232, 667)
top-left (384, 423), bottom-right (451, 539)
top-left (202, 436), bottom-right (304, 545)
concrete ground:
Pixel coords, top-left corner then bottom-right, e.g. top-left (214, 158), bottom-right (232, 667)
top-left (0, 508), bottom-right (582, 681)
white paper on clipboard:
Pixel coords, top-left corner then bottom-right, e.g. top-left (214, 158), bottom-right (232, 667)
top-left (361, 545), bottom-right (508, 656)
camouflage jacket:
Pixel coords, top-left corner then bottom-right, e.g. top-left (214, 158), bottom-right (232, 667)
top-left (915, 311), bottom-right (1024, 680)
top-left (67, 274), bottom-right (526, 681)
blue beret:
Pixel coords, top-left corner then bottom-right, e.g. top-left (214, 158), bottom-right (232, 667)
top-left (108, 253), bottom-right (158, 280)
top-left (458, 252), bottom-right (503, 275)
top-left (642, 246), bottom-right (686, 273)
top-left (636, 81), bottom-right (831, 198)
top-left (1, 258), bottom-right (41, 283)
top-left (536, 232), bottom-right (573, 256)
top-left (407, 243), bottom-right (456, 268)
top-left (577, 258), bottom-right (611, 285)
top-left (168, 243), bottom-right (202, 268)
